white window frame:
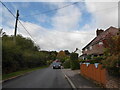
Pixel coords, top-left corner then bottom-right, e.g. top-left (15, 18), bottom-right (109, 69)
top-left (90, 46), bottom-right (92, 50)
top-left (99, 42), bottom-right (103, 45)
top-left (85, 48), bottom-right (87, 51)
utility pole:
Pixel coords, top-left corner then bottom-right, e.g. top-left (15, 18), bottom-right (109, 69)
top-left (14, 10), bottom-right (19, 41)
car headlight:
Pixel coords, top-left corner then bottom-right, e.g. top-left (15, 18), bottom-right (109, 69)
top-left (59, 65), bottom-right (61, 66)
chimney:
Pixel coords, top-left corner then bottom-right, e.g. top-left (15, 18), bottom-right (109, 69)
top-left (96, 29), bottom-right (104, 36)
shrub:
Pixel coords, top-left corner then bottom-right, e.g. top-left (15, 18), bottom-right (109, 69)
top-left (88, 56), bottom-right (104, 64)
top-left (93, 56), bottom-right (104, 61)
top-left (102, 54), bottom-right (120, 76)
top-left (70, 53), bottom-right (79, 70)
top-left (70, 53), bottom-right (78, 60)
top-left (102, 35), bottom-right (120, 76)
top-left (63, 60), bottom-right (70, 69)
top-left (89, 60), bottom-right (99, 64)
top-left (79, 59), bottom-right (85, 63)
top-left (86, 55), bottom-right (92, 60)
top-left (2, 34), bottom-right (57, 74)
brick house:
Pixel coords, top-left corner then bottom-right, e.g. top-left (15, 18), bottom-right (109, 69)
top-left (81, 26), bottom-right (119, 60)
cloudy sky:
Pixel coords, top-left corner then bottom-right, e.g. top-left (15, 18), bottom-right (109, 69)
top-left (1, 0), bottom-right (119, 53)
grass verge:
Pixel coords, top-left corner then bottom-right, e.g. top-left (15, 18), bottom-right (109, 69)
top-left (2, 65), bottom-right (49, 81)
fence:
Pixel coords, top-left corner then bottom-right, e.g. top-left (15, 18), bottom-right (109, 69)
top-left (80, 64), bottom-right (107, 86)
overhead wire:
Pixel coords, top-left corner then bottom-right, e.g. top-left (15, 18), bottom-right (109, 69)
top-left (22, 2), bottom-right (78, 17)
top-left (22, 2), bottom-right (118, 18)
top-left (0, 1), bottom-right (16, 18)
top-left (1, 1), bottom-right (118, 37)
top-left (0, 0), bottom-right (38, 44)
top-left (92, 6), bottom-right (118, 14)
top-left (18, 20), bottom-right (37, 44)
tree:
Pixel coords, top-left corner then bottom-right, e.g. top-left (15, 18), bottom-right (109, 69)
top-left (56, 51), bottom-right (67, 63)
top-left (2, 34), bottom-right (54, 74)
top-left (102, 35), bottom-right (120, 76)
top-left (70, 53), bottom-right (79, 70)
top-left (64, 50), bottom-right (70, 56)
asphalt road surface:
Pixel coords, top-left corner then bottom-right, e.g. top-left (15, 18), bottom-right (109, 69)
top-left (2, 66), bottom-right (71, 88)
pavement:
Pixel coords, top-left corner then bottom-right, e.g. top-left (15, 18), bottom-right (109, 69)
top-left (61, 69), bottom-right (101, 89)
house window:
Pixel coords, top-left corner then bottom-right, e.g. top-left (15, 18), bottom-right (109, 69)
top-left (90, 46), bottom-right (92, 50)
top-left (85, 49), bottom-right (87, 51)
top-left (99, 42), bottom-right (103, 45)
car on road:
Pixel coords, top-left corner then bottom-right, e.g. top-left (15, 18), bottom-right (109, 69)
top-left (52, 61), bottom-right (62, 69)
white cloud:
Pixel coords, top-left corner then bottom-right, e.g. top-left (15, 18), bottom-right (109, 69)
top-left (85, 2), bottom-right (118, 29)
top-left (16, 21), bottom-right (95, 53)
top-left (20, 22), bottom-right (94, 51)
top-left (2, 1), bottom-right (118, 54)
top-left (0, 4), bottom-right (2, 28)
top-left (1, 6), bottom-right (15, 35)
top-left (0, 2), bottom-right (96, 53)
top-left (51, 3), bottom-right (82, 31)
top-left (2, 17), bottom-right (95, 53)
top-left (2, 0), bottom-right (119, 2)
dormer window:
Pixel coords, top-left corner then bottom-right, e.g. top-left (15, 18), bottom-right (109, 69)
top-left (85, 49), bottom-right (87, 51)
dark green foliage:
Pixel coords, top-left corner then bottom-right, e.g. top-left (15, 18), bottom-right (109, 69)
top-left (70, 53), bottom-right (78, 61)
top-left (2, 34), bottom-right (57, 74)
top-left (70, 60), bottom-right (80, 70)
top-left (79, 59), bottom-right (85, 63)
top-left (63, 60), bottom-right (70, 68)
top-left (93, 56), bottom-right (104, 61)
top-left (89, 60), bottom-right (99, 64)
top-left (86, 55), bottom-right (91, 60)
top-left (70, 53), bottom-right (79, 70)
top-left (102, 35), bottom-right (120, 76)
top-left (64, 50), bottom-right (70, 56)
top-left (102, 54), bottom-right (120, 77)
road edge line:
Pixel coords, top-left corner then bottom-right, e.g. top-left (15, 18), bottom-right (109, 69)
top-left (61, 69), bottom-right (76, 89)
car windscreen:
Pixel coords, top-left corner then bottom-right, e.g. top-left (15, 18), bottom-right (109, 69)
top-left (52, 62), bottom-right (61, 65)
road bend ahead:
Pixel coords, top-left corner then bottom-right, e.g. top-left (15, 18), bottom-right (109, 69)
top-left (2, 66), bottom-right (71, 88)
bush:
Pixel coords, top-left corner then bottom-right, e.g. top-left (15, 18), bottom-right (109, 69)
top-left (86, 55), bottom-right (92, 60)
top-left (88, 56), bottom-right (104, 64)
top-left (70, 53), bottom-right (78, 60)
top-left (79, 59), bottom-right (85, 63)
top-left (2, 34), bottom-right (57, 74)
top-left (70, 60), bottom-right (80, 70)
top-left (102, 35), bottom-right (120, 76)
top-left (93, 56), bottom-right (104, 61)
top-left (89, 60), bottom-right (99, 64)
top-left (70, 53), bottom-right (79, 70)
top-left (63, 60), bottom-right (70, 69)
top-left (102, 54), bottom-right (120, 76)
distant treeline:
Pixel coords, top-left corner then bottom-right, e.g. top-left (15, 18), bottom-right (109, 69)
top-left (2, 34), bottom-right (57, 74)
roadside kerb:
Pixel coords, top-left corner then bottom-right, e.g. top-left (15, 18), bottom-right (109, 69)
top-left (61, 69), bottom-right (77, 89)
top-left (1, 66), bottom-right (49, 83)
top-left (1, 71), bottom-right (33, 83)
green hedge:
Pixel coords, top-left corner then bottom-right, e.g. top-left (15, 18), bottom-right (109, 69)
top-left (70, 53), bottom-right (78, 60)
top-left (70, 53), bottom-right (79, 70)
top-left (2, 35), bottom-right (57, 74)
top-left (63, 60), bottom-right (70, 69)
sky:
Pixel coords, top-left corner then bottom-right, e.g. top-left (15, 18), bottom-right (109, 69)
top-left (0, 0), bottom-right (119, 54)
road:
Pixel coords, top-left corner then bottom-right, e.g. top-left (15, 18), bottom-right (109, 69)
top-left (2, 66), bottom-right (71, 88)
